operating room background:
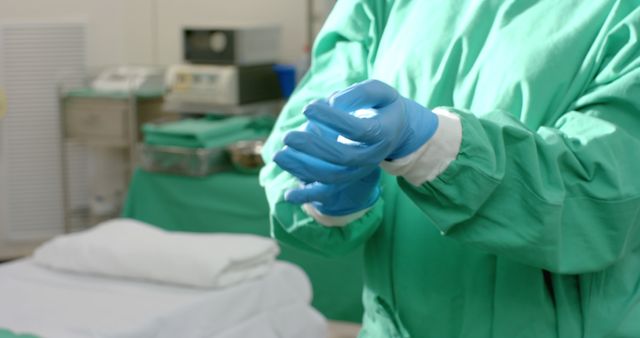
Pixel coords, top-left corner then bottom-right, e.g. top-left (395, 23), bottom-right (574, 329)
top-left (0, 0), bottom-right (329, 69)
top-left (0, 3), bottom-right (368, 336)
top-left (0, 0), bottom-right (336, 257)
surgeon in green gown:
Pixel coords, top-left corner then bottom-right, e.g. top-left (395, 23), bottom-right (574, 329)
top-left (260, 1), bottom-right (640, 337)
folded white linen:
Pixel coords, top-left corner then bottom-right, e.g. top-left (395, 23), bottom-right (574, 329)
top-left (0, 260), bottom-right (326, 338)
top-left (32, 218), bottom-right (280, 288)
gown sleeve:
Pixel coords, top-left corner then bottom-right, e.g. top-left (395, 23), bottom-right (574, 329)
top-left (401, 10), bottom-right (640, 273)
top-left (259, 0), bottom-right (389, 256)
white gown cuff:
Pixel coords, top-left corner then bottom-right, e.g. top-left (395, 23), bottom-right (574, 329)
top-left (302, 204), bottom-right (371, 227)
top-left (381, 108), bottom-right (462, 186)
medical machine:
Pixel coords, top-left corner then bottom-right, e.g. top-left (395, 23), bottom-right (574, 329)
top-left (164, 64), bottom-right (281, 107)
top-left (91, 66), bottom-right (164, 93)
top-left (183, 25), bottom-right (281, 65)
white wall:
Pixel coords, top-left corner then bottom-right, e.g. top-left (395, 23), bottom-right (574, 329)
top-left (0, 0), bottom-right (146, 68)
top-left (0, 0), bottom-right (310, 68)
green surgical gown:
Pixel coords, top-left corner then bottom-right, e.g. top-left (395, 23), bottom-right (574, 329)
top-left (259, 1), bottom-right (640, 337)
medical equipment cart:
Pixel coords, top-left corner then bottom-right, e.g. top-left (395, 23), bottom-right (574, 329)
top-left (59, 88), bottom-right (168, 232)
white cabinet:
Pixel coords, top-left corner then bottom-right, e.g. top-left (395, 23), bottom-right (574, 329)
top-left (0, 22), bottom-right (85, 260)
top-left (60, 92), bottom-right (167, 226)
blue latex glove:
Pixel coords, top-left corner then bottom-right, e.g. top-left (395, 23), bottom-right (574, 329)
top-left (274, 119), bottom-right (376, 184)
top-left (274, 118), bottom-right (381, 216)
top-left (284, 168), bottom-right (381, 217)
top-left (283, 80), bottom-right (439, 168)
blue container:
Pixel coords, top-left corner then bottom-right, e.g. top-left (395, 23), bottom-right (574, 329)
top-left (272, 64), bottom-right (297, 98)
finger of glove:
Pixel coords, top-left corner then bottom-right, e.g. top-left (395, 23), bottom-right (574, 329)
top-left (304, 101), bottom-right (384, 144)
top-left (274, 147), bottom-right (368, 184)
top-left (284, 183), bottom-right (332, 205)
top-left (329, 79), bottom-right (398, 111)
top-left (303, 120), bottom-right (341, 141)
top-left (284, 130), bottom-right (381, 167)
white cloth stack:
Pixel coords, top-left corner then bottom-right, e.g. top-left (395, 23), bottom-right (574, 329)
top-left (33, 218), bottom-right (280, 288)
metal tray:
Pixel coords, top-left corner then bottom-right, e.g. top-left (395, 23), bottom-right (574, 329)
top-left (139, 144), bottom-right (231, 177)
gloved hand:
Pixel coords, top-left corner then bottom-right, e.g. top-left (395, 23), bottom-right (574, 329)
top-left (274, 118), bottom-right (377, 184)
top-left (283, 79), bottom-right (439, 168)
top-left (275, 118), bottom-right (381, 216)
top-left (284, 167), bottom-right (381, 217)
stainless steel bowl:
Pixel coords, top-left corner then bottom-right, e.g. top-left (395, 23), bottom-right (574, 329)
top-left (227, 139), bottom-right (265, 173)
